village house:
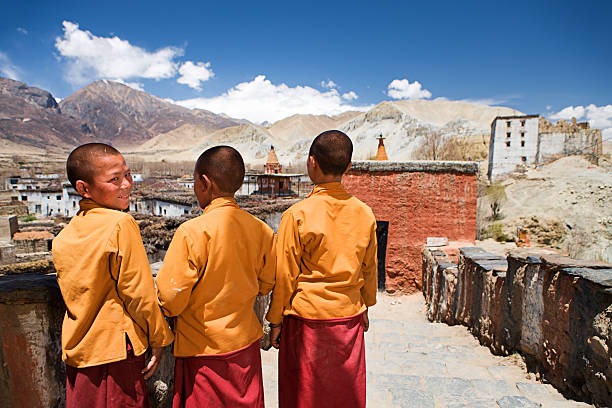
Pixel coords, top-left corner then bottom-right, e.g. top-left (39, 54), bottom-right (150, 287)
top-left (488, 115), bottom-right (602, 181)
top-left (18, 183), bottom-right (81, 217)
top-left (130, 196), bottom-right (193, 217)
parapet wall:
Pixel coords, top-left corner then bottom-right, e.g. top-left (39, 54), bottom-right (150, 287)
top-left (344, 160), bottom-right (477, 293)
top-left (423, 246), bottom-right (612, 406)
top-left (0, 272), bottom-right (271, 408)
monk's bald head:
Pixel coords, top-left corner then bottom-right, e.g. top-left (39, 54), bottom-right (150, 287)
top-left (308, 130), bottom-right (353, 175)
top-left (66, 143), bottom-right (122, 189)
top-left (195, 146), bottom-right (245, 193)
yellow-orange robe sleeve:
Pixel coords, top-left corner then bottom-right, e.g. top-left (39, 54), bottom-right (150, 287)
top-left (257, 228), bottom-right (276, 296)
top-left (266, 211), bottom-right (302, 324)
top-left (108, 216), bottom-right (174, 348)
top-left (156, 226), bottom-right (206, 317)
top-left (360, 221), bottom-right (378, 307)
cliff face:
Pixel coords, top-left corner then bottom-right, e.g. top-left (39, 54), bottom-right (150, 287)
top-left (0, 77), bottom-right (59, 112)
top-left (0, 77), bottom-right (95, 152)
top-left (59, 80), bottom-right (241, 147)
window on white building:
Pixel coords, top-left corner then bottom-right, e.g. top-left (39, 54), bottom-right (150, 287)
top-left (521, 120), bottom-right (526, 127)
top-left (506, 121), bottom-right (511, 128)
top-left (56, 195), bottom-right (61, 200)
top-left (521, 141), bottom-right (525, 147)
top-left (506, 141), bottom-right (511, 147)
top-left (506, 132), bottom-right (511, 138)
top-left (21, 195), bottom-right (27, 201)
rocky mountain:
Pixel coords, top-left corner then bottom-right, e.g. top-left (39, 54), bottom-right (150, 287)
top-left (0, 77), bottom-right (95, 153)
top-left (341, 100), bottom-right (523, 160)
top-left (59, 80), bottom-right (242, 147)
top-left (126, 99), bottom-right (524, 166)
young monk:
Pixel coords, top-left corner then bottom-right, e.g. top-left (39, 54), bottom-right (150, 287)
top-left (155, 145), bottom-right (276, 408)
top-left (52, 143), bottom-right (174, 408)
top-left (266, 130), bottom-right (378, 408)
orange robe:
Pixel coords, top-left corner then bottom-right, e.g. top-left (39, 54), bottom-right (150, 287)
top-left (266, 182), bottom-right (378, 324)
top-left (155, 197), bottom-right (276, 356)
top-left (156, 197), bottom-right (275, 408)
top-left (53, 198), bottom-right (174, 408)
top-left (265, 182), bottom-right (377, 408)
top-left (52, 198), bottom-right (173, 368)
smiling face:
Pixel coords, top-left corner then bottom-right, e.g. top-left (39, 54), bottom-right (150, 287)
top-left (78, 154), bottom-right (133, 210)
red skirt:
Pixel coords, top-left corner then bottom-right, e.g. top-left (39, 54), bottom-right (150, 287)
top-left (173, 341), bottom-right (264, 408)
top-left (279, 312), bottom-right (366, 408)
top-left (65, 344), bottom-right (150, 408)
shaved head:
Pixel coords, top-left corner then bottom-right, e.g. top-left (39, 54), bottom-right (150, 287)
top-left (195, 146), bottom-right (245, 193)
top-left (67, 143), bottom-right (122, 188)
top-left (309, 130), bottom-right (353, 175)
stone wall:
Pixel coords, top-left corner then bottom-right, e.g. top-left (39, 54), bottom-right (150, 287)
top-left (344, 161), bottom-right (478, 293)
top-left (0, 272), bottom-right (272, 408)
top-left (423, 246), bottom-right (612, 406)
top-left (0, 274), bottom-right (65, 408)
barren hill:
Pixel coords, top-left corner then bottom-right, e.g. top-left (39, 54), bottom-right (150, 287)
top-left (0, 77), bottom-right (95, 153)
top-left (481, 156), bottom-right (612, 263)
top-left (126, 124), bottom-right (277, 166)
top-left (341, 100), bottom-right (523, 160)
top-left (59, 80), bottom-right (241, 147)
top-left (267, 112), bottom-right (361, 143)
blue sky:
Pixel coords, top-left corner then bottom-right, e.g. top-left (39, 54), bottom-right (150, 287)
top-left (1, 0), bottom-right (611, 133)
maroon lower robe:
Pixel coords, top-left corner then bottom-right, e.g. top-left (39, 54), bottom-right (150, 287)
top-left (65, 343), bottom-right (150, 408)
top-left (173, 340), bottom-right (264, 408)
top-left (279, 312), bottom-right (366, 408)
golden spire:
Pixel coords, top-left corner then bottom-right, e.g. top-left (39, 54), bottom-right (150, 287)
top-left (266, 145), bottom-right (279, 164)
top-left (375, 135), bottom-right (388, 161)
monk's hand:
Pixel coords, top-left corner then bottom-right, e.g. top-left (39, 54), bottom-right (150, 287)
top-left (363, 309), bottom-right (370, 332)
top-left (142, 347), bottom-right (163, 380)
top-left (270, 324), bottom-right (282, 349)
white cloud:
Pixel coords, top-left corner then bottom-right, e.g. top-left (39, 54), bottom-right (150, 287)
top-left (0, 52), bottom-right (19, 80)
top-left (342, 91), bottom-right (358, 101)
top-left (177, 61), bottom-right (214, 90)
top-left (387, 79), bottom-right (432, 99)
top-left (177, 75), bottom-right (371, 123)
top-left (321, 80), bottom-right (337, 89)
top-left (583, 104), bottom-right (612, 129)
top-left (16, 28), bottom-right (28, 35)
top-left (54, 21), bottom-right (183, 85)
top-left (550, 104), bottom-right (612, 140)
top-left (546, 105), bottom-right (552, 110)
top-left (550, 106), bottom-right (586, 121)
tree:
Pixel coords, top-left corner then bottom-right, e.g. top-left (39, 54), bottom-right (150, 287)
top-left (414, 131), bottom-right (444, 160)
top-left (487, 182), bottom-right (507, 220)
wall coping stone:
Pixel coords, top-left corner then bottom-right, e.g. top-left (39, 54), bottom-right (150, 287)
top-left (562, 267), bottom-right (612, 289)
top-left (438, 261), bottom-right (458, 271)
top-left (350, 160), bottom-right (479, 174)
top-left (0, 273), bottom-right (59, 303)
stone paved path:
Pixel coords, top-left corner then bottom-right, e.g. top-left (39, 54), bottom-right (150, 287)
top-left (261, 293), bottom-right (594, 408)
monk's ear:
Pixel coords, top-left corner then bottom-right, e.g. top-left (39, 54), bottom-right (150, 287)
top-left (75, 180), bottom-right (91, 198)
top-left (200, 174), bottom-right (213, 193)
top-left (307, 155), bottom-right (317, 170)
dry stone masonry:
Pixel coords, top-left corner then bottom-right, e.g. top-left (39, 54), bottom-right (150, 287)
top-left (423, 245), bottom-right (612, 406)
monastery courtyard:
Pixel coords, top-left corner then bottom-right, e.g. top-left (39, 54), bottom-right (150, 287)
top-left (261, 293), bottom-right (594, 408)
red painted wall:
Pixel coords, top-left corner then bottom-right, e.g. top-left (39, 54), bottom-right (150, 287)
top-left (344, 170), bottom-right (477, 293)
